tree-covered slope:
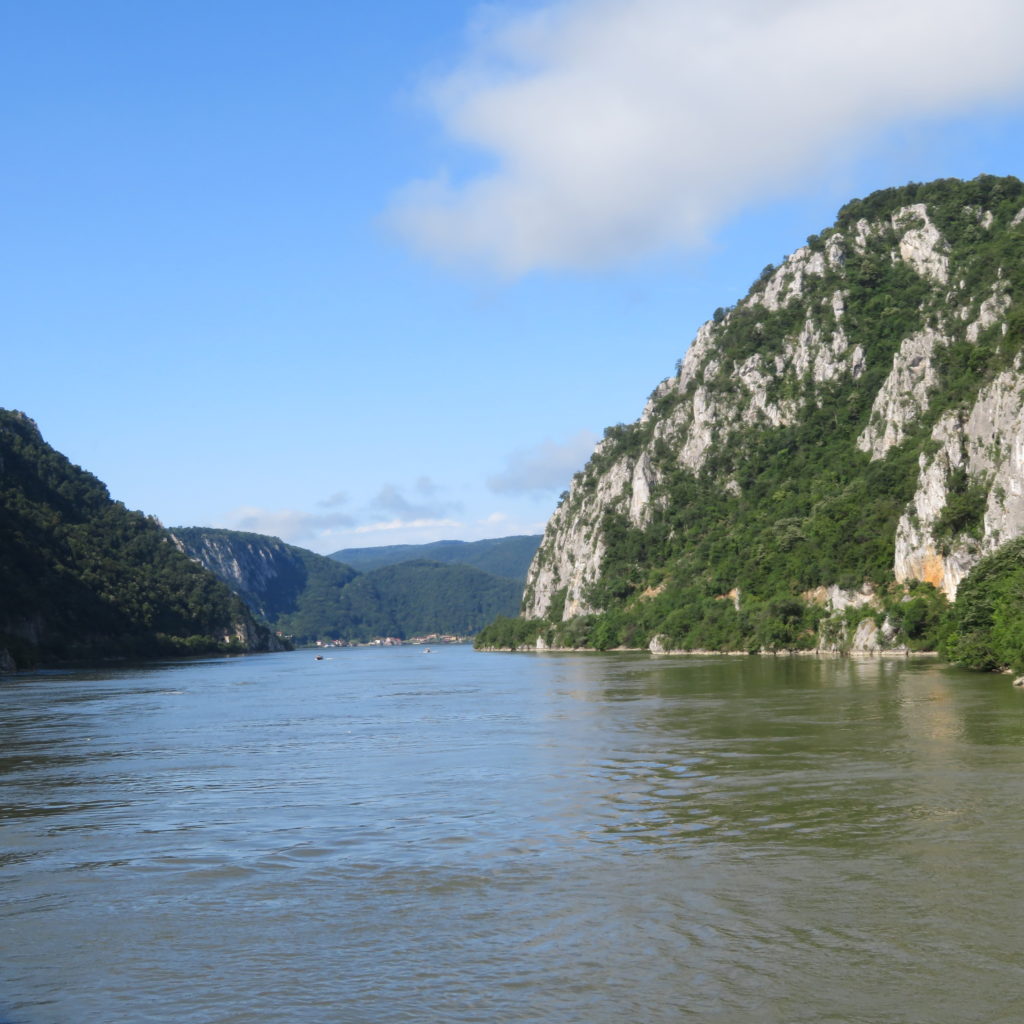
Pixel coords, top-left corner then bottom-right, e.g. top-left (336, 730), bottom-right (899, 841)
top-left (329, 535), bottom-right (541, 580)
top-left (336, 560), bottom-right (524, 640)
top-left (483, 175), bottom-right (1024, 656)
top-left (175, 529), bottom-right (524, 642)
top-left (0, 411), bottom-right (282, 669)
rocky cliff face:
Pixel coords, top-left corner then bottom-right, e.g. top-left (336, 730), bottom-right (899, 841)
top-left (520, 176), bottom-right (1024, 654)
top-left (170, 529), bottom-right (312, 622)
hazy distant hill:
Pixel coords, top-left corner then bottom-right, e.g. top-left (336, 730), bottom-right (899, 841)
top-left (329, 535), bottom-right (541, 579)
top-left (174, 528), bottom-right (525, 642)
top-left (0, 410), bottom-right (283, 670)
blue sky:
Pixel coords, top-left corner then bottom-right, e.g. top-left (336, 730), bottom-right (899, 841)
top-left (5, 0), bottom-right (1024, 554)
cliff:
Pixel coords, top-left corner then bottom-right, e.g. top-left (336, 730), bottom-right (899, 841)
top-left (171, 528), bottom-right (358, 623)
top-left (502, 175), bottom-right (1024, 656)
top-left (0, 411), bottom-right (284, 669)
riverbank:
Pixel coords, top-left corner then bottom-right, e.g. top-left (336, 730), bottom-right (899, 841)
top-left (477, 640), bottom-right (940, 659)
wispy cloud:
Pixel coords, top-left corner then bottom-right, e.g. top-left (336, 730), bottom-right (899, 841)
top-left (389, 0), bottom-right (1024, 274)
top-left (488, 429), bottom-right (599, 494)
top-left (368, 477), bottom-right (462, 521)
top-left (222, 498), bottom-right (548, 552)
top-left (317, 491), bottom-right (349, 509)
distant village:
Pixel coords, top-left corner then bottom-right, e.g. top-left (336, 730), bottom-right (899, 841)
top-left (297, 633), bottom-right (470, 649)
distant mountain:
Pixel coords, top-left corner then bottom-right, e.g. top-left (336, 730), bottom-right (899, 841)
top-left (174, 529), bottom-right (524, 642)
top-left (0, 410), bottom-right (284, 670)
top-left (329, 535), bottom-right (541, 580)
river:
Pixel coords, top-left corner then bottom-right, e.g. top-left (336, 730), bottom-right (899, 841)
top-left (1, 646), bottom-right (1022, 1023)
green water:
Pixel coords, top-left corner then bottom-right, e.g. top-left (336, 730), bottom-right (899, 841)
top-left (1, 647), bottom-right (1022, 1022)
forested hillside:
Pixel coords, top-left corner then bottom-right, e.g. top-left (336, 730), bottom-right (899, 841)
top-left (0, 411), bottom-right (282, 670)
top-left (328, 560), bottom-right (524, 640)
top-left (174, 529), bottom-right (524, 643)
top-left (480, 176), bottom-right (1024, 671)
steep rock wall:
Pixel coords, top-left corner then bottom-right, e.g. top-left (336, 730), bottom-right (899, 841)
top-left (895, 361), bottom-right (1024, 599)
top-left (523, 176), bottom-right (1024, 640)
top-left (171, 529), bottom-right (308, 621)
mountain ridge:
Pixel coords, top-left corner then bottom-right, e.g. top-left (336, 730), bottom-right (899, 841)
top-left (328, 535), bottom-right (541, 579)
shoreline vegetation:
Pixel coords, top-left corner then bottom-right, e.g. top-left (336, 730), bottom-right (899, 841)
top-left (474, 535), bottom-right (1024, 678)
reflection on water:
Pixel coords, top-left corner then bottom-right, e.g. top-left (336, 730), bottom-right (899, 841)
top-left (2, 648), bottom-right (1023, 1023)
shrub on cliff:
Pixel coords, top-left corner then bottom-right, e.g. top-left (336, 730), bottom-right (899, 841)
top-left (941, 538), bottom-right (1024, 673)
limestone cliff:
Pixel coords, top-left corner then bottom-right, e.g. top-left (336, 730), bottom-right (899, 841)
top-left (517, 175), bottom-right (1024, 654)
top-left (170, 529), bottom-right (323, 622)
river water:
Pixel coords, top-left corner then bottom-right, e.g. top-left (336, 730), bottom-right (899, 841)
top-left (2, 646), bottom-right (1023, 1023)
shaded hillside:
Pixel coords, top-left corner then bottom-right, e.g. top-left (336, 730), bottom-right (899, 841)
top-left (480, 175), bottom-right (1024, 659)
top-left (0, 411), bottom-right (282, 670)
top-left (329, 535), bottom-right (541, 579)
top-left (175, 529), bottom-right (524, 642)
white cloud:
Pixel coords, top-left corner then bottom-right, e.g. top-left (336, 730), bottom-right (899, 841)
top-left (224, 506), bottom-right (356, 547)
top-left (390, 0), bottom-right (1024, 273)
top-left (488, 428), bottom-right (599, 494)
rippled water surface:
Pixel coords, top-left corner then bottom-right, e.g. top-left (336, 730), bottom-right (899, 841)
top-left (2, 647), bottom-right (1024, 1023)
